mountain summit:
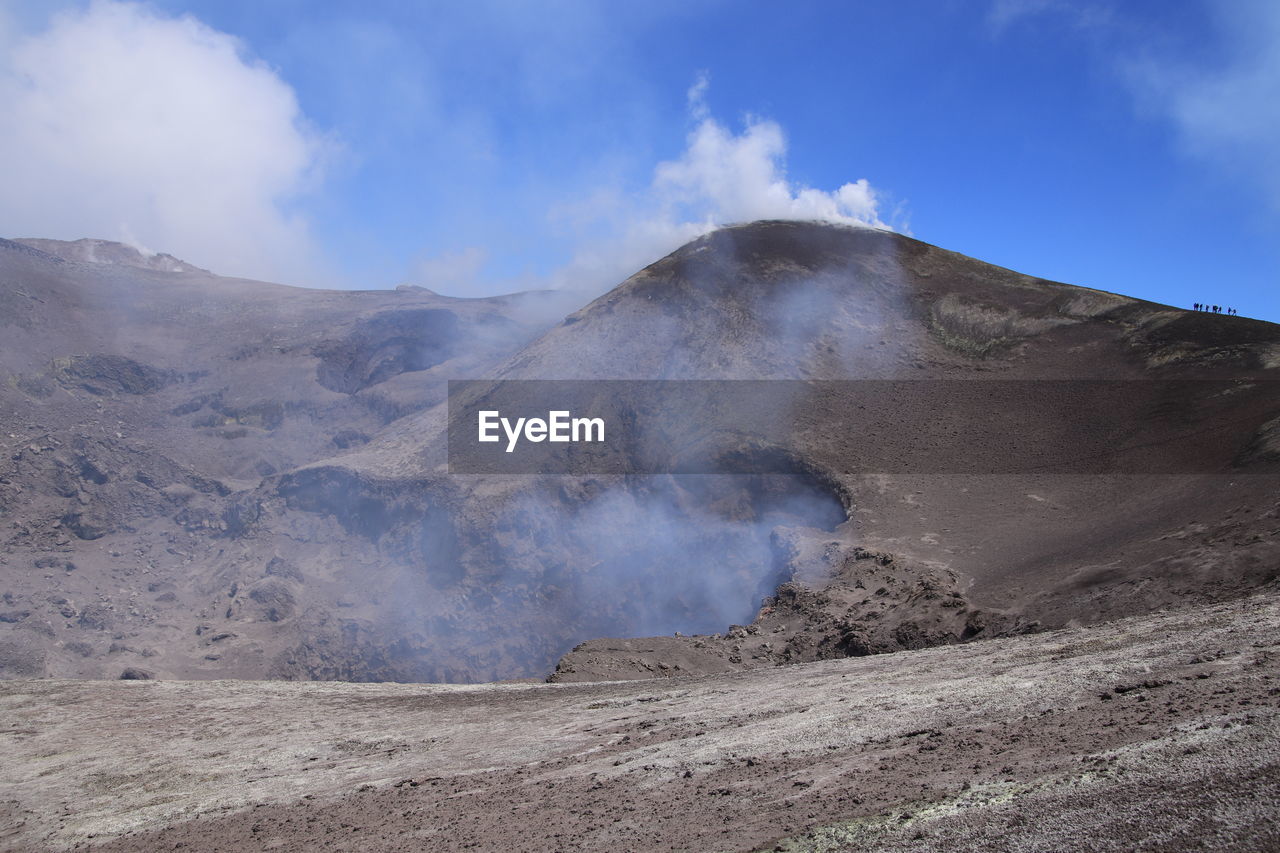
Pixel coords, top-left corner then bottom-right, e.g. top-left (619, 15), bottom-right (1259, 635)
top-left (0, 221), bottom-right (1277, 685)
top-left (13, 237), bottom-right (209, 274)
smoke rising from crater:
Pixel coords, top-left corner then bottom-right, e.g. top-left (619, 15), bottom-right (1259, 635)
top-left (545, 78), bottom-right (901, 298)
top-left (372, 226), bottom-right (917, 680)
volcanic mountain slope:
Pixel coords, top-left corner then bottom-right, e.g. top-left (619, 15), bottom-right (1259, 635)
top-left (276, 221), bottom-right (1280, 683)
top-left (0, 238), bottom-right (569, 680)
top-left (14, 238), bottom-right (210, 274)
top-left (1, 222), bottom-right (1278, 685)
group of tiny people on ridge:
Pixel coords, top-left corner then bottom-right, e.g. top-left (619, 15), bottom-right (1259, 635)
top-left (1193, 303), bottom-right (1239, 315)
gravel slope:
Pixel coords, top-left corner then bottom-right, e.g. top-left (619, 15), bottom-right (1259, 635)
top-left (2, 587), bottom-right (1277, 852)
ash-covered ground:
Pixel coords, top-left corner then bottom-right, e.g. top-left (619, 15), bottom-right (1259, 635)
top-left (2, 590), bottom-right (1277, 851)
top-left (1, 221), bottom-right (1277, 850)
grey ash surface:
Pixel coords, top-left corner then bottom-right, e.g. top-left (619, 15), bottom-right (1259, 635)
top-left (1, 222), bottom-right (1278, 849)
top-left (1, 589), bottom-right (1277, 851)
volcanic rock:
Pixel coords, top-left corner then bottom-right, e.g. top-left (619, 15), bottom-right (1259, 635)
top-left (0, 221), bottom-right (1277, 685)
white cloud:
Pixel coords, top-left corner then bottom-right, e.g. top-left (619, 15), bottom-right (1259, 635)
top-left (996, 0), bottom-right (1280, 214)
top-left (543, 95), bottom-right (895, 296)
top-left (0, 0), bottom-right (327, 284)
top-left (0, 6), bottom-right (15, 54)
top-left (686, 69), bottom-right (710, 121)
top-left (1132, 0), bottom-right (1280, 210)
top-left (653, 116), bottom-right (888, 229)
top-left (986, 0), bottom-right (1112, 35)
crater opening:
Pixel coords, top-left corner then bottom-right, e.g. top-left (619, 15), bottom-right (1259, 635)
top-left (314, 309), bottom-right (462, 394)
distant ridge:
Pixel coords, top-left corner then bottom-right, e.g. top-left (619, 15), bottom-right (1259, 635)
top-left (13, 237), bottom-right (209, 274)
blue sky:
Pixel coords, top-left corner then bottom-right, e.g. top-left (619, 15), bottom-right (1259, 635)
top-left (1, 1), bottom-right (1277, 320)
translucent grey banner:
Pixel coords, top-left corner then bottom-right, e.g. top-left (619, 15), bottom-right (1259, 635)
top-left (446, 380), bottom-right (1280, 475)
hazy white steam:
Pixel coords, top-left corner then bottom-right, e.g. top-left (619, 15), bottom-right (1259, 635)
top-left (414, 246), bottom-right (490, 293)
top-left (686, 70), bottom-right (710, 121)
top-left (0, 1), bottom-right (326, 284)
top-left (654, 117), bottom-right (886, 229)
top-left (548, 78), bottom-right (893, 295)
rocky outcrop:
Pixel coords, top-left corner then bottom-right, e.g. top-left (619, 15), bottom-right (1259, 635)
top-left (548, 539), bottom-right (1034, 682)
